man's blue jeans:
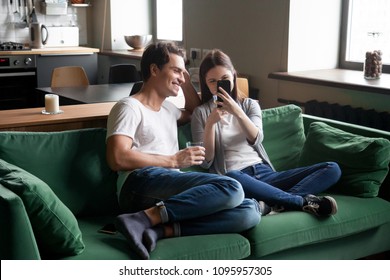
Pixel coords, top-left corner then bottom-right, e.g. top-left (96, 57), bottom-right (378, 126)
top-left (119, 166), bottom-right (261, 236)
top-left (226, 162), bottom-right (341, 210)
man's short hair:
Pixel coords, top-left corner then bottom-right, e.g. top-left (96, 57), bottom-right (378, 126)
top-left (140, 41), bottom-right (185, 82)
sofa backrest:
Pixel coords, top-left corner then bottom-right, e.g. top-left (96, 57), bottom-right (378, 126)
top-left (0, 128), bottom-right (119, 217)
top-left (261, 104), bottom-right (305, 170)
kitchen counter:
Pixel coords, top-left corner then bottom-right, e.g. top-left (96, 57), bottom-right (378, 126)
top-left (1, 46), bottom-right (99, 56)
top-left (99, 49), bottom-right (143, 59)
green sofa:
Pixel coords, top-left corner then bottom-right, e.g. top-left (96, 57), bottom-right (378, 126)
top-left (1, 104), bottom-right (389, 260)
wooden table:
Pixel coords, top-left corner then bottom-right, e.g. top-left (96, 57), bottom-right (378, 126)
top-left (0, 102), bottom-right (115, 132)
top-left (35, 83), bottom-right (135, 105)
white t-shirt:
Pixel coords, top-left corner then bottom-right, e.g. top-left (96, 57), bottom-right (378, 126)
top-left (106, 96), bottom-right (182, 194)
top-left (221, 114), bottom-right (262, 171)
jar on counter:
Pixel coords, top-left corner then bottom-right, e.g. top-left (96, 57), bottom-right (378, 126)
top-left (364, 50), bottom-right (382, 79)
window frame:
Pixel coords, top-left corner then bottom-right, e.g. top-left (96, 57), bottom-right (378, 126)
top-left (339, 0), bottom-right (389, 74)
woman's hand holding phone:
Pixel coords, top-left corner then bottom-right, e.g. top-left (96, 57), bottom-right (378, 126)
top-left (215, 79), bottom-right (243, 118)
top-left (216, 80), bottom-right (231, 107)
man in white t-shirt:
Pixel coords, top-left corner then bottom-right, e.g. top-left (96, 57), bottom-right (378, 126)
top-left (106, 41), bottom-right (261, 259)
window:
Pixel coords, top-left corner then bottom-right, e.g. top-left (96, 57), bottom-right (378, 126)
top-left (340, 0), bottom-right (389, 73)
top-left (155, 0), bottom-right (183, 42)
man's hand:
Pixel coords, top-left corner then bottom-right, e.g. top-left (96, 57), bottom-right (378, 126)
top-left (174, 146), bottom-right (205, 168)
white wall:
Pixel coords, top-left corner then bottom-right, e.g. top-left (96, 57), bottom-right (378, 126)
top-left (88, 0), bottom-right (389, 112)
top-left (89, 0), bottom-right (151, 51)
top-left (183, 0), bottom-right (290, 108)
top-left (288, 0), bottom-right (341, 71)
top-left (183, 0), bottom-right (388, 112)
top-left (281, 0), bottom-right (389, 113)
top-left (110, 0), bottom-right (151, 50)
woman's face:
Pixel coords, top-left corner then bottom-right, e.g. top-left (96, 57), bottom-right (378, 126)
top-left (205, 65), bottom-right (234, 95)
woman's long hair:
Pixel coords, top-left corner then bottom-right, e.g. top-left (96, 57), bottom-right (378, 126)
top-left (199, 49), bottom-right (245, 104)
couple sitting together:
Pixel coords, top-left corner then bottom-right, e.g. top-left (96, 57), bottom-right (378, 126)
top-left (105, 41), bottom-right (341, 259)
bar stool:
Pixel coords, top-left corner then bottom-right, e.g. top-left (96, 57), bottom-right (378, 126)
top-left (108, 64), bottom-right (141, 84)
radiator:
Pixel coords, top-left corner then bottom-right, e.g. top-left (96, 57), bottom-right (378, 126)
top-left (277, 98), bottom-right (390, 131)
top-left (304, 100), bottom-right (390, 131)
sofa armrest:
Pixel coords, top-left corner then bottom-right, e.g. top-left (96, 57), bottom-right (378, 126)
top-left (302, 114), bottom-right (390, 202)
top-left (0, 184), bottom-right (40, 260)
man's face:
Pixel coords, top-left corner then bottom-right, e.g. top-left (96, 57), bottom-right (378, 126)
top-left (155, 54), bottom-right (186, 97)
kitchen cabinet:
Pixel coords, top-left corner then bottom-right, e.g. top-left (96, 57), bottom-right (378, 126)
top-left (37, 52), bottom-right (98, 87)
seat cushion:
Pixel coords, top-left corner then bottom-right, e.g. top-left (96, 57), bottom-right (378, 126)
top-left (0, 159), bottom-right (84, 257)
top-left (63, 216), bottom-right (251, 260)
top-left (243, 194), bottom-right (390, 259)
top-left (299, 122), bottom-right (390, 197)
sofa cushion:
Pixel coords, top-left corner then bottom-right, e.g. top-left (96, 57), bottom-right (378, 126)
top-left (244, 194), bottom-right (390, 259)
top-left (62, 216), bottom-right (251, 260)
top-left (262, 104), bottom-right (306, 171)
top-left (0, 159), bottom-right (85, 257)
top-left (299, 122), bottom-right (390, 197)
top-left (0, 128), bottom-right (118, 216)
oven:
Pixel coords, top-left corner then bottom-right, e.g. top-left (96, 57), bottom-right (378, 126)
top-left (0, 43), bottom-right (37, 110)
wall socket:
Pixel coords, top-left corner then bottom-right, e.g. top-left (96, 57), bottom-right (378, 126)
top-left (190, 48), bottom-right (201, 60)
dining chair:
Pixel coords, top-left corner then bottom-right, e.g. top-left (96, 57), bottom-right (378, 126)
top-left (50, 66), bottom-right (90, 87)
top-left (108, 64), bottom-right (141, 84)
top-left (236, 77), bottom-right (249, 98)
top-left (129, 81), bottom-right (143, 96)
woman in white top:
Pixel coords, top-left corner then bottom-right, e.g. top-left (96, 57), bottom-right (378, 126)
top-left (191, 49), bottom-right (341, 217)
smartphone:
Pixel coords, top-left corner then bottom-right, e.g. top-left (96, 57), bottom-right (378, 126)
top-left (98, 223), bottom-right (117, 235)
top-left (216, 80), bottom-right (231, 107)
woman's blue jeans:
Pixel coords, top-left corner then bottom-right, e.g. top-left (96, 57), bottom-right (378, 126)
top-left (226, 162), bottom-right (341, 210)
top-left (119, 166), bottom-right (261, 236)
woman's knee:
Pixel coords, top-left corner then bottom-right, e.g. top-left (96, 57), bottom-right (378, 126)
top-left (326, 162), bottom-right (342, 182)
